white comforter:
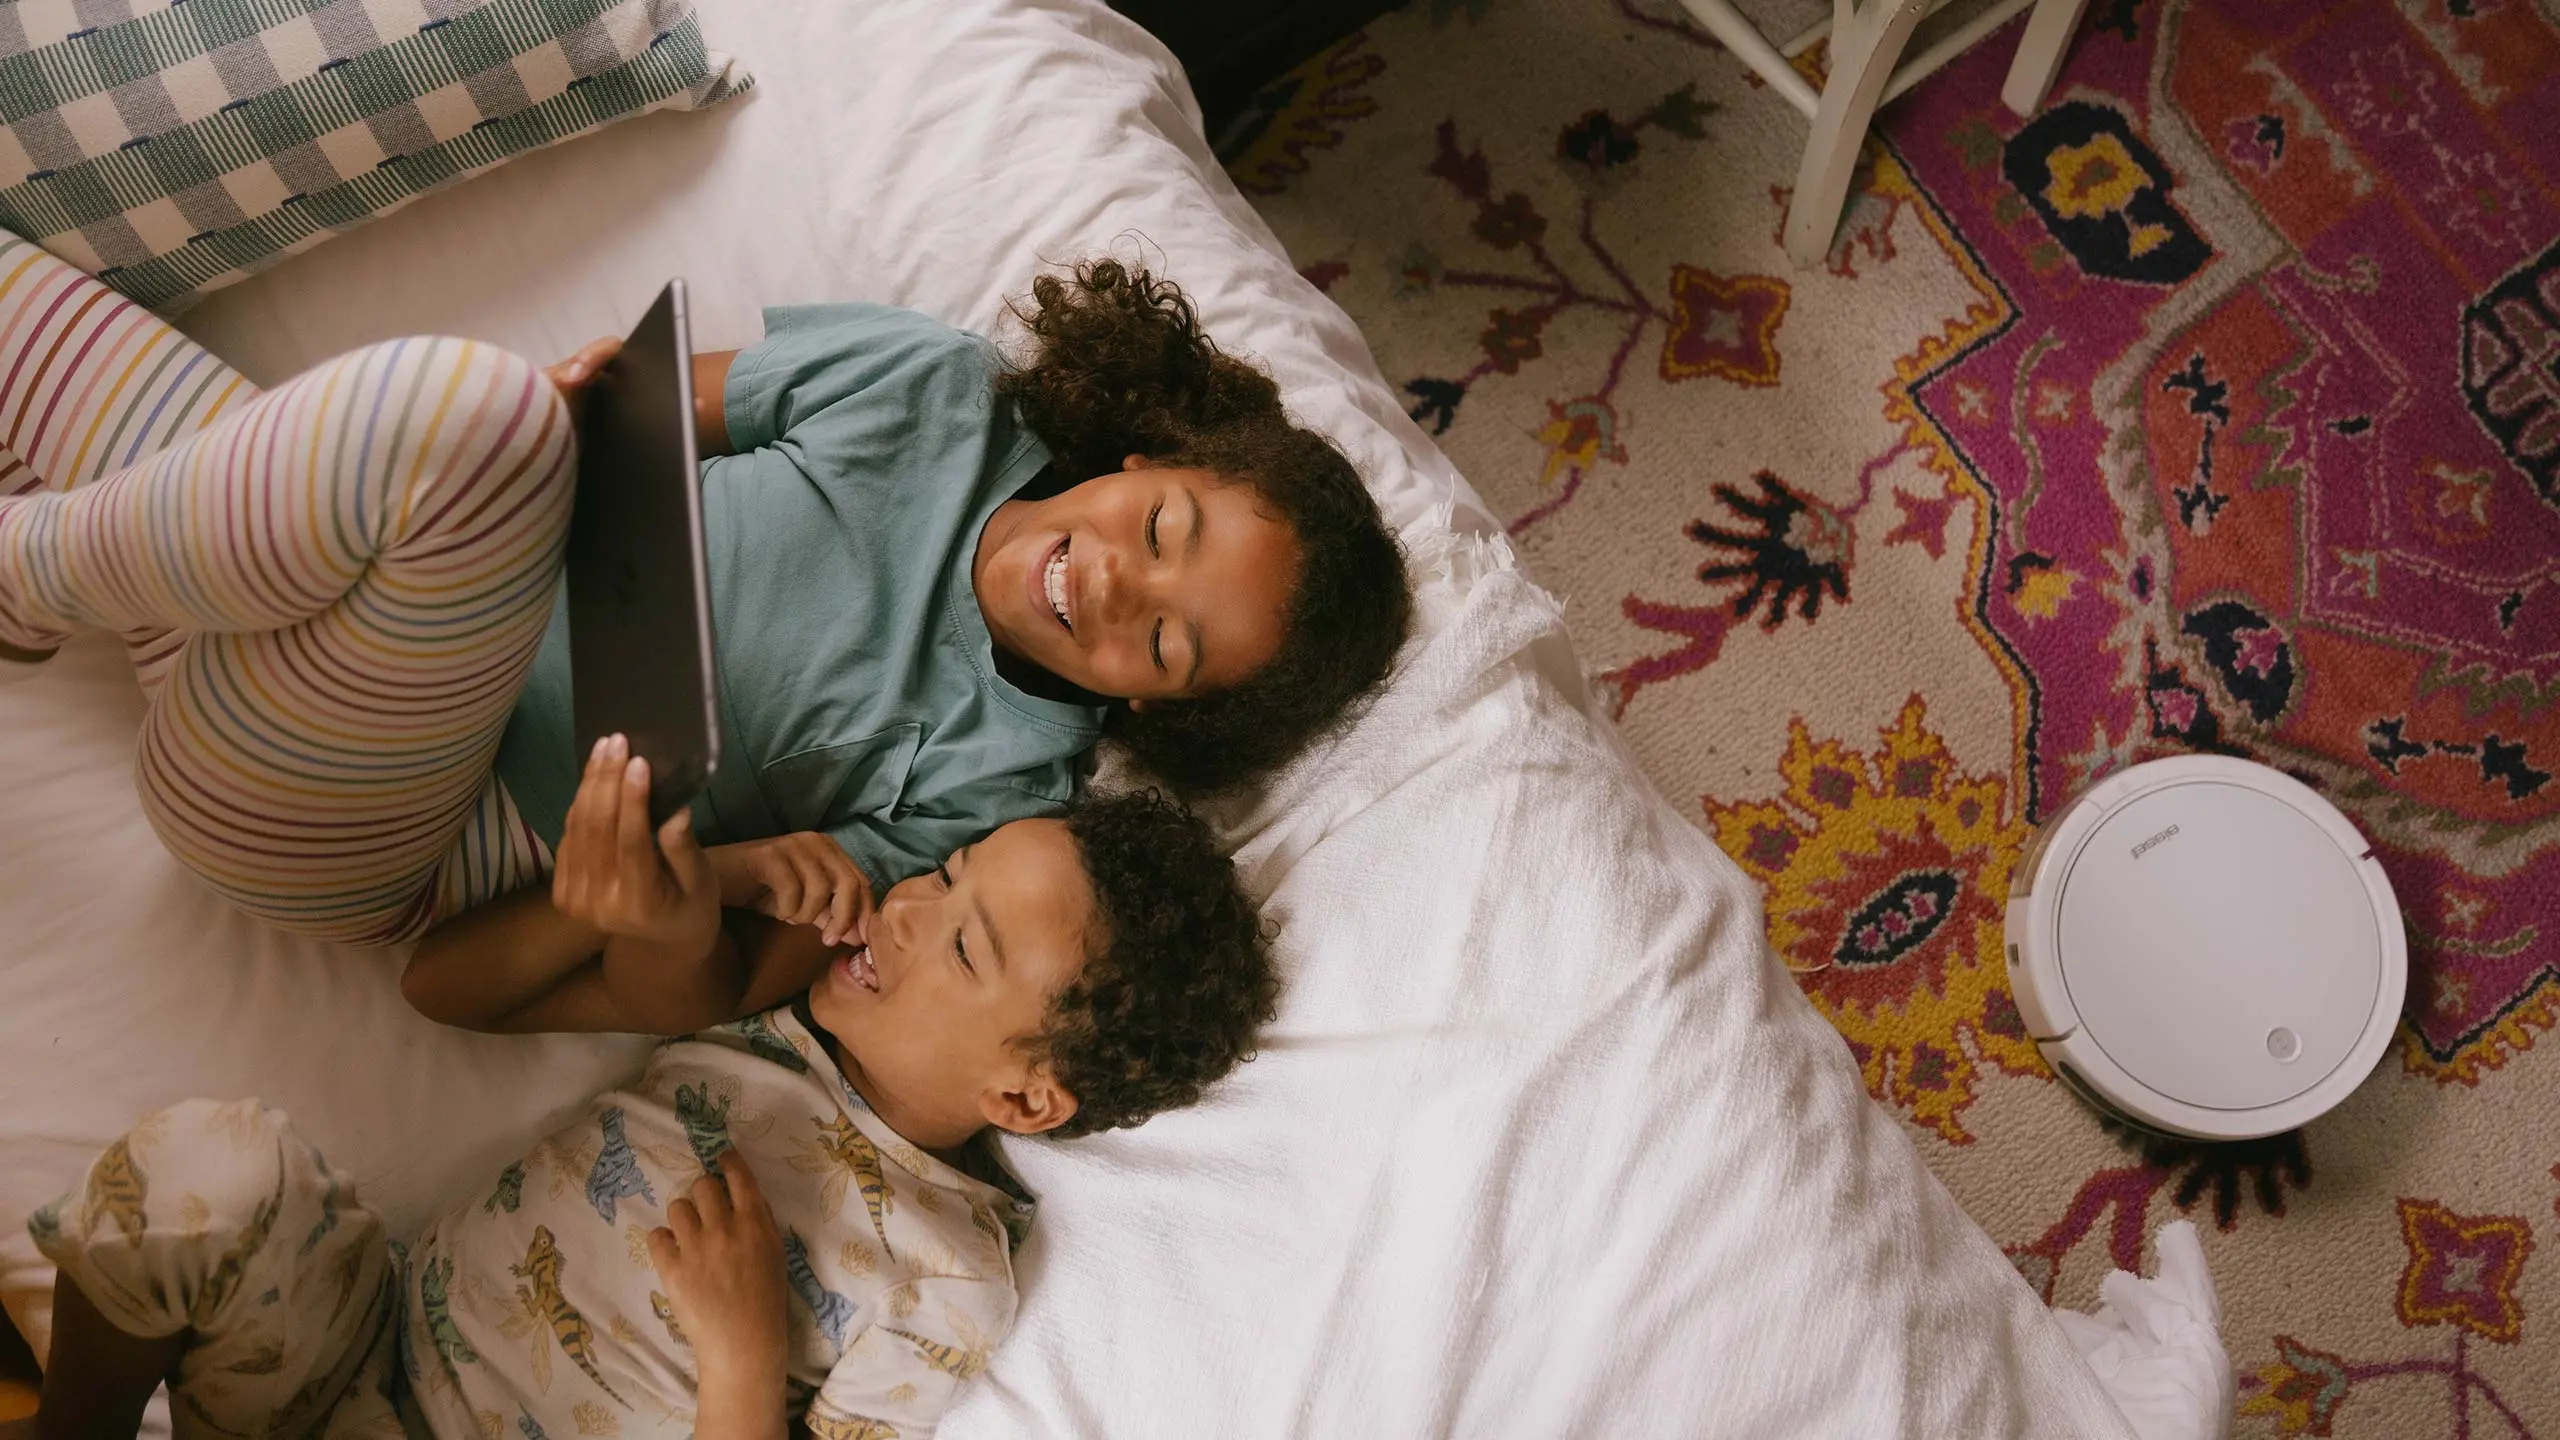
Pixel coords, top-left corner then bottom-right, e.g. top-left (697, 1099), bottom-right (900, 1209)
top-left (0, 1), bottom-right (2189, 1434)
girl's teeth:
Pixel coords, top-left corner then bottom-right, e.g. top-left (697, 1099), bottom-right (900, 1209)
top-left (1043, 547), bottom-right (1071, 627)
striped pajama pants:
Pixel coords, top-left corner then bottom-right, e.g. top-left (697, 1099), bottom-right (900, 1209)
top-left (0, 238), bottom-right (561, 945)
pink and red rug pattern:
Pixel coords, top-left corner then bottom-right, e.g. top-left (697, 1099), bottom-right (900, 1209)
top-left (1233, 0), bottom-right (2560, 1433)
top-left (1891, 0), bottom-right (2560, 1092)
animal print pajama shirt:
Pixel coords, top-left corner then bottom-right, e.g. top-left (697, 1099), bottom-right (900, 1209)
top-left (32, 1006), bottom-right (1030, 1440)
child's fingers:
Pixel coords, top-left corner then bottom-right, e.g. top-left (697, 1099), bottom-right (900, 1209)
top-left (687, 1166), bottom-right (734, 1226)
top-left (788, 852), bottom-right (833, 927)
top-left (822, 870), bottom-right (868, 949)
top-left (566, 737), bottom-right (609, 838)
top-left (755, 849), bottom-right (804, 920)
top-left (575, 737), bottom-right (626, 849)
top-left (660, 811), bottom-right (713, 896)
top-left (616, 752), bottom-right (653, 862)
top-left (645, 1226), bottom-right (679, 1271)
top-left (554, 737), bottom-right (615, 904)
top-left (546, 338), bottom-right (622, 391)
top-left (666, 1196), bottom-right (701, 1239)
top-left (718, 1150), bottom-right (770, 1219)
top-left (797, 835), bottom-right (864, 945)
top-left (765, 844), bottom-right (824, 926)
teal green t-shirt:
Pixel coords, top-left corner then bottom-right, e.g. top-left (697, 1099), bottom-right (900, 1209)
top-left (492, 304), bottom-right (1106, 889)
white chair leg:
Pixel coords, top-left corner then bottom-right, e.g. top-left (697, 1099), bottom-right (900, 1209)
top-left (2000, 0), bottom-right (2093, 116)
top-left (1783, 0), bottom-right (1933, 269)
top-left (1678, 0), bottom-right (1821, 117)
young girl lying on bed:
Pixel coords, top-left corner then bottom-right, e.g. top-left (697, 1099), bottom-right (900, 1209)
top-left (0, 240), bottom-right (1408, 1009)
top-left (11, 749), bottom-right (1274, 1440)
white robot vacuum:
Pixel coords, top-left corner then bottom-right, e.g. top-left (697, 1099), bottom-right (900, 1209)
top-left (2004, 755), bottom-right (2406, 1141)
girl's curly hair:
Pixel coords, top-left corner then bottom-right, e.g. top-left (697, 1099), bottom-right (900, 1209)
top-left (1034, 790), bottom-right (1278, 1137)
top-left (999, 260), bottom-right (1412, 793)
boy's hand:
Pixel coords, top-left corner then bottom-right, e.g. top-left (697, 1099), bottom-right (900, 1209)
top-left (709, 833), bottom-right (874, 947)
top-left (648, 1154), bottom-right (790, 1398)
top-left (552, 735), bottom-right (719, 956)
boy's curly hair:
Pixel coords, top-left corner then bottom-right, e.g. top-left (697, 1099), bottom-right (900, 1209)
top-left (999, 260), bottom-right (1413, 793)
top-left (1032, 790), bottom-right (1278, 1137)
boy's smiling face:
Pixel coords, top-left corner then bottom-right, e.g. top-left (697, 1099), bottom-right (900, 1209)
top-left (808, 818), bottom-right (1095, 1148)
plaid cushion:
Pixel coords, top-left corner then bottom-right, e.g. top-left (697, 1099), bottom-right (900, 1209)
top-left (0, 0), bottom-right (750, 311)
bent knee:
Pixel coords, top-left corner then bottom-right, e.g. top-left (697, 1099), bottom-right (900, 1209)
top-left (70, 1100), bottom-right (308, 1243)
top-left (333, 337), bottom-right (576, 496)
top-left (38, 1100), bottom-right (361, 1339)
top-left (432, 338), bottom-right (570, 444)
top-left (147, 1096), bottom-right (291, 1141)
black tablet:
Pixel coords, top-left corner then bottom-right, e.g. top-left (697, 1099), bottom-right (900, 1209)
top-left (566, 280), bottom-right (720, 826)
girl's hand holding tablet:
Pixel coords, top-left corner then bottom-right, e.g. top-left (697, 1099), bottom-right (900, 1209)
top-left (408, 735), bottom-right (867, 1037)
top-left (551, 733), bottom-right (720, 958)
top-left (544, 337), bottom-right (623, 411)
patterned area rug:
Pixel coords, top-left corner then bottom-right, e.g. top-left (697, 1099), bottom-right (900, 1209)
top-left (1227, 1), bottom-right (2560, 1433)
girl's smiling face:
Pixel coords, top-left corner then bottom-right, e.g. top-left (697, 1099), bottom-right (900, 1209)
top-left (973, 456), bottom-right (1300, 706)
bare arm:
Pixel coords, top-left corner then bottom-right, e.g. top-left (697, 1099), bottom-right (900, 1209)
top-left (402, 741), bottom-right (844, 1035)
top-left (424, 910), bottom-right (834, 1035)
top-left (694, 349), bottom-right (737, 456)
top-left (403, 891), bottom-right (756, 1036)
top-left (403, 881), bottom-right (612, 1028)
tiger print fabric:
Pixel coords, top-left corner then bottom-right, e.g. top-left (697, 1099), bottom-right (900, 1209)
top-left (0, 234), bottom-right (557, 942)
top-left (407, 1005), bottom-right (1027, 1440)
top-left (31, 1009), bottom-right (1029, 1439)
top-left (29, 1099), bottom-right (411, 1440)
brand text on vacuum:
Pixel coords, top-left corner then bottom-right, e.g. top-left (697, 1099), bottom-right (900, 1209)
top-left (2131, 824), bottom-right (2180, 860)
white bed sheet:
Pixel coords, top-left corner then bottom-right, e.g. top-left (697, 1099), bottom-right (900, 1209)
top-left (1, 1), bottom-right (2165, 1434)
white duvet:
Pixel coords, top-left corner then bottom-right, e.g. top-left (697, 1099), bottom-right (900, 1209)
top-left (0, 1), bottom-right (2215, 1434)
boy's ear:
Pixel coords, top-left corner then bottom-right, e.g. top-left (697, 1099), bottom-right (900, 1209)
top-left (980, 1064), bottom-right (1079, 1138)
top-left (1122, 452), bottom-right (1151, 472)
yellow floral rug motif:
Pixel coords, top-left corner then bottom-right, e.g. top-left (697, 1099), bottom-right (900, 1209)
top-left (1707, 697), bottom-right (2050, 1142)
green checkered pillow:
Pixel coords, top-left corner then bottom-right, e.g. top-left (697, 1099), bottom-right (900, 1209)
top-left (0, 0), bottom-right (750, 311)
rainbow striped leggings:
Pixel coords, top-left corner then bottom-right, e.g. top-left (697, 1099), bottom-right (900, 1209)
top-left (0, 238), bottom-right (564, 945)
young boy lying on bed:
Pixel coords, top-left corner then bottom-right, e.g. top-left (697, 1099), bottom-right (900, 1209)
top-left (14, 746), bottom-right (1274, 1440)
